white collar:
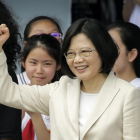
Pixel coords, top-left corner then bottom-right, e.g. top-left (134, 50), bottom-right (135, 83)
top-left (130, 78), bottom-right (140, 88)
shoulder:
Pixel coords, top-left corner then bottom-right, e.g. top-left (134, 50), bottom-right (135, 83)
top-left (115, 77), bottom-right (140, 105)
top-left (103, 72), bottom-right (140, 111)
top-left (105, 71), bottom-right (139, 95)
top-left (116, 77), bottom-right (135, 89)
top-left (107, 73), bottom-right (140, 114)
top-left (116, 77), bottom-right (140, 94)
top-left (46, 76), bottom-right (80, 94)
top-left (59, 75), bottom-right (80, 85)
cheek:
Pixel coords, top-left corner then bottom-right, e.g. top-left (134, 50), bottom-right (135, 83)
top-left (113, 53), bottom-right (128, 72)
top-left (113, 55), bottom-right (123, 71)
top-left (97, 57), bottom-right (102, 68)
top-left (90, 54), bottom-right (102, 70)
top-left (114, 56), bottom-right (121, 66)
top-left (44, 67), bottom-right (57, 78)
top-left (25, 66), bottom-right (36, 79)
top-left (66, 60), bottom-right (72, 68)
top-left (45, 69), bottom-right (55, 76)
top-left (115, 52), bottom-right (127, 66)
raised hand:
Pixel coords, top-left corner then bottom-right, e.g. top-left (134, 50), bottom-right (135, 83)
top-left (0, 24), bottom-right (10, 52)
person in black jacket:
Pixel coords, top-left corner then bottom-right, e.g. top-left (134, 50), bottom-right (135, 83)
top-left (0, 0), bottom-right (22, 140)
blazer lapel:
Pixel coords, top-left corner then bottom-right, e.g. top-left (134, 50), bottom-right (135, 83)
top-left (80, 71), bottom-right (120, 139)
top-left (67, 78), bottom-right (81, 134)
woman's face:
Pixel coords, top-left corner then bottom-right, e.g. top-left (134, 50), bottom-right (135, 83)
top-left (22, 47), bottom-right (60, 86)
top-left (28, 20), bottom-right (62, 43)
top-left (108, 29), bottom-right (129, 74)
top-left (66, 33), bottom-right (102, 82)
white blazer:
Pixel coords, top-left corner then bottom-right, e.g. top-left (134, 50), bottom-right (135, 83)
top-left (0, 51), bottom-right (140, 140)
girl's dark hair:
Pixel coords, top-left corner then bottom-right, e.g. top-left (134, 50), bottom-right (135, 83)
top-left (22, 34), bottom-right (62, 82)
top-left (0, 0), bottom-right (21, 70)
top-left (24, 16), bottom-right (63, 41)
top-left (107, 21), bottom-right (140, 77)
top-left (61, 18), bottom-right (119, 78)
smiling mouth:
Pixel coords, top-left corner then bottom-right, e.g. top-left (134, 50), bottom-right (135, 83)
top-left (34, 77), bottom-right (46, 80)
top-left (75, 66), bottom-right (88, 70)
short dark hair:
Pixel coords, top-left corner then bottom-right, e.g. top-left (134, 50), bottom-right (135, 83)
top-left (24, 16), bottom-right (63, 41)
top-left (22, 34), bottom-right (62, 82)
top-left (61, 18), bottom-right (118, 78)
top-left (107, 21), bottom-right (140, 77)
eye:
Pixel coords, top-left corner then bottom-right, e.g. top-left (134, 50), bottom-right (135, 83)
top-left (67, 52), bottom-right (75, 55)
top-left (44, 63), bottom-right (51, 66)
top-left (30, 61), bottom-right (36, 65)
top-left (81, 50), bottom-right (90, 53)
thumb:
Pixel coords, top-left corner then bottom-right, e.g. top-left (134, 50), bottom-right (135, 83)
top-left (1, 27), bottom-right (9, 34)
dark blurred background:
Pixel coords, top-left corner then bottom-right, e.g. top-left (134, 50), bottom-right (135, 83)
top-left (72, 0), bottom-right (123, 25)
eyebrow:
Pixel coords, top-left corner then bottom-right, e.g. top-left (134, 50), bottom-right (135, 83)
top-left (68, 47), bottom-right (92, 51)
top-left (34, 30), bottom-right (44, 33)
top-left (29, 58), bottom-right (53, 62)
top-left (50, 29), bottom-right (59, 32)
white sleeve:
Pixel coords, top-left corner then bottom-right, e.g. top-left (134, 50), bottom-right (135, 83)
top-left (123, 88), bottom-right (140, 139)
top-left (0, 51), bottom-right (59, 115)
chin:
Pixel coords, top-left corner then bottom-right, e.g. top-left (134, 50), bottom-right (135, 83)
top-left (33, 82), bottom-right (42, 86)
top-left (77, 75), bottom-right (90, 81)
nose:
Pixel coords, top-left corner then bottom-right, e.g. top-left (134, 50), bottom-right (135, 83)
top-left (74, 54), bottom-right (84, 63)
top-left (36, 64), bottom-right (43, 74)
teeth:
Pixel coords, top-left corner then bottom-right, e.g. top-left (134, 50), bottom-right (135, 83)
top-left (76, 66), bottom-right (87, 70)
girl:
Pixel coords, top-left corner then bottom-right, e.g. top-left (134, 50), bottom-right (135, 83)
top-left (0, 19), bottom-right (140, 140)
top-left (107, 21), bottom-right (140, 88)
top-left (21, 34), bottom-right (61, 140)
top-left (17, 16), bottom-right (63, 85)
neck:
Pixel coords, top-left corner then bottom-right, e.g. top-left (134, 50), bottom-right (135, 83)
top-left (81, 73), bottom-right (107, 94)
top-left (116, 66), bottom-right (137, 82)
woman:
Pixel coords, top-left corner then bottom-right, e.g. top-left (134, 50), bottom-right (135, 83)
top-left (107, 21), bottom-right (140, 88)
top-left (0, 18), bottom-right (140, 140)
top-left (0, 1), bottom-right (22, 140)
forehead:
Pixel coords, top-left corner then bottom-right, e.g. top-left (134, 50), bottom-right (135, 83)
top-left (108, 29), bottom-right (122, 43)
top-left (108, 29), bottom-right (125, 49)
top-left (29, 20), bottom-right (59, 37)
top-left (27, 47), bottom-right (52, 59)
top-left (68, 33), bottom-right (95, 50)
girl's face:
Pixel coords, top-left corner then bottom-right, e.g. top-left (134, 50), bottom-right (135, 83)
top-left (28, 20), bottom-right (62, 43)
top-left (22, 47), bottom-right (60, 86)
top-left (108, 29), bottom-right (129, 74)
top-left (66, 33), bottom-right (102, 82)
